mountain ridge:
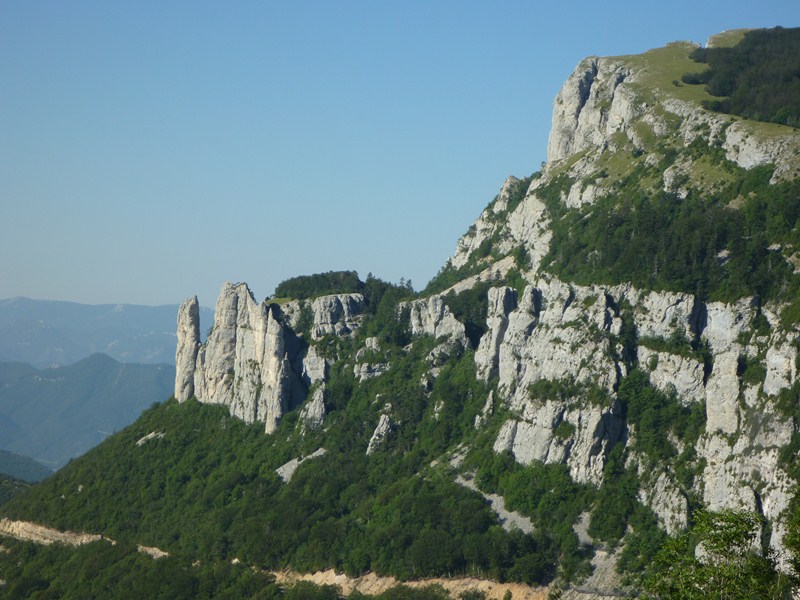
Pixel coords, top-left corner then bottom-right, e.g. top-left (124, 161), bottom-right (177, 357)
top-left (0, 296), bottom-right (213, 368)
top-left (4, 28), bottom-right (800, 598)
top-left (0, 353), bottom-right (175, 468)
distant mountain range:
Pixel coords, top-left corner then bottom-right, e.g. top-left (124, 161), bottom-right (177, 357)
top-left (0, 450), bottom-right (52, 483)
top-left (0, 354), bottom-right (175, 468)
top-left (0, 297), bottom-right (213, 368)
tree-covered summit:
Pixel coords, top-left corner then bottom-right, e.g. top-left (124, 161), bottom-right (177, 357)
top-left (682, 26), bottom-right (800, 127)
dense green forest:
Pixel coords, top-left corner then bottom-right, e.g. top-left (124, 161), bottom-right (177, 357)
top-left (0, 536), bottom-right (470, 599)
top-left (682, 27), bottom-right (800, 127)
top-left (539, 153), bottom-right (800, 310)
top-left (273, 271), bottom-right (366, 300)
top-left (0, 473), bottom-right (30, 506)
top-left (1, 337), bottom-right (556, 587)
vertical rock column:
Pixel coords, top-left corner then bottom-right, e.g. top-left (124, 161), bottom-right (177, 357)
top-left (175, 296), bottom-right (201, 401)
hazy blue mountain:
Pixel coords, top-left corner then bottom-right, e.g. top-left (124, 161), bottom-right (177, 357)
top-left (0, 354), bottom-right (174, 468)
top-left (0, 297), bottom-right (212, 368)
top-left (0, 450), bottom-right (52, 483)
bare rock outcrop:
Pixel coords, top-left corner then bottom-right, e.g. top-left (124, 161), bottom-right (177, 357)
top-left (175, 295), bottom-right (200, 401)
top-left (366, 414), bottom-right (392, 455)
top-left (299, 385), bottom-right (326, 432)
top-left (311, 294), bottom-right (365, 339)
top-left (405, 295), bottom-right (469, 347)
top-left (548, 56), bottom-right (634, 165)
top-left (0, 518), bottom-right (103, 547)
top-left (175, 282), bottom-right (304, 434)
top-left (475, 286), bottom-right (517, 380)
top-left (475, 273), bottom-right (798, 559)
top-left (276, 448), bottom-right (327, 483)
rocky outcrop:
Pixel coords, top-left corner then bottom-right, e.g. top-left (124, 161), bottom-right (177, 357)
top-left (366, 414), bottom-right (392, 455)
top-left (476, 275), bottom-right (798, 557)
top-left (548, 48), bottom-right (800, 183)
top-left (0, 518), bottom-right (103, 547)
top-left (276, 448), bottom-right (327, 483)
top-left (405, 295), bottom-right (469, 347)
top-left (448, 178), bottom-right (551, 284)
top-left (354, 337), bottom-right (389, 381)
top-left (639, 346), bottom-right (705, 404)
top-left (637, 470), bottom-right (688, 534)
top-left (548, 56), bottom-right (634, 165)
top-left (175, 296), bottom-right (200, 401)
top-left (135, 431), bottom-right (165, 447)
top-left (486, 280), bottom-right (620, 404)
top-left (302, 345), bottom-right (329, 386)
top-left (311, 294), bottom-right (365, 339)
top-left (763, 343), bottom-right (798, 396)
top-left (299, 385), bottom-right (326, 432)
top-left (493, 399), bottom-right (623, 486)
top-left (475, 287), bottom-right (517, 380)
top-left (175, 282), bottom-right (305, 434)
top-left (451, 176), bottom-right (523, 270)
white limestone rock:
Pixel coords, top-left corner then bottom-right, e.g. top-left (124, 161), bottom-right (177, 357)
top-left (311, 293), bottom-right (365, 340)
top-left (637, 471), bottom-right (688, 534)
top-left (763, 343), bottom-right (797, 396)
top-left (451, 176), bottom-right (521, 270)
top-left (639, 346), bottom-right (705, 405)
top-left (276, 448), bottom-right (327, 483)
top-left (302, 345), bottom-right (329, 386)
top-left (493, 281), bottom-right (619, 406)
top-left (366, 414), bottom-right (392, 455)
top-left (135, 431), bottom-right (165, 447)
top-left (703, 299), bottom-right (754, 351)
top-left (474, 390), bottom-right (494, 429)
top-left (493, 399), bottom-right (623, 485)
top-left (475, 287), bottom-right (517, 381)
top-left (354, 362), bottom-right (389, 381)
top-left (178, 282), bottom-right (301, 434)
top-left (405, 295), bottom-right (468, 347)
top-left (300, 385), bottom-right (326, 432)
top-left (354, 337), bottom-right (388, 381)
top-left (547, 56), bottom-right (635, 165)
top-left (175, 296), bottom-right (201, 402)
top-left (628, 288), bottom-right (697, 341)
top-left (549, 49), bottom-right (800, 184)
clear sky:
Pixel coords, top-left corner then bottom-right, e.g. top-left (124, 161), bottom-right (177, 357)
top-left (1, 1), bottom-right (797, 308)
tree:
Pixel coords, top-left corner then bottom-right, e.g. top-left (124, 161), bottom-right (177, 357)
top-left (644, 509), bottom-right (792, 599)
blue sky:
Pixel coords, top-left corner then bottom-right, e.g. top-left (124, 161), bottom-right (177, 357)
top-left (1, 1), bottom-right (797, 308)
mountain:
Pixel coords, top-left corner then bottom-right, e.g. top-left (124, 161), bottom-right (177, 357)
top-left (0, 450), bottom-right (52, 483)
top-left (3, 28), bottom-right (800, 599)
top-left (0, 354), bottom-right (175, 468)
top-left (0, 297), bottom-right (213, 368)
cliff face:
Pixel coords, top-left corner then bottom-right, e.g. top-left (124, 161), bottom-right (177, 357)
top-left (175, 283), bottom-right (367, 433)
top-left (174, 32), bottom-right (800, 581)
top-left (176, 282), bottom-right (296, 433)
top-left (441, 36), bottom-right (800, 565)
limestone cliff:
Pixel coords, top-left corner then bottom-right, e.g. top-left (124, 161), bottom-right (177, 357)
top-left (171, 30), bottom-right (800, 590)
top-left (175, 282), bottom-right (297, 433)
top-left (175, 283), bottom-right (367, 433)
top-left (443, 32), bottom-right (800, 569)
